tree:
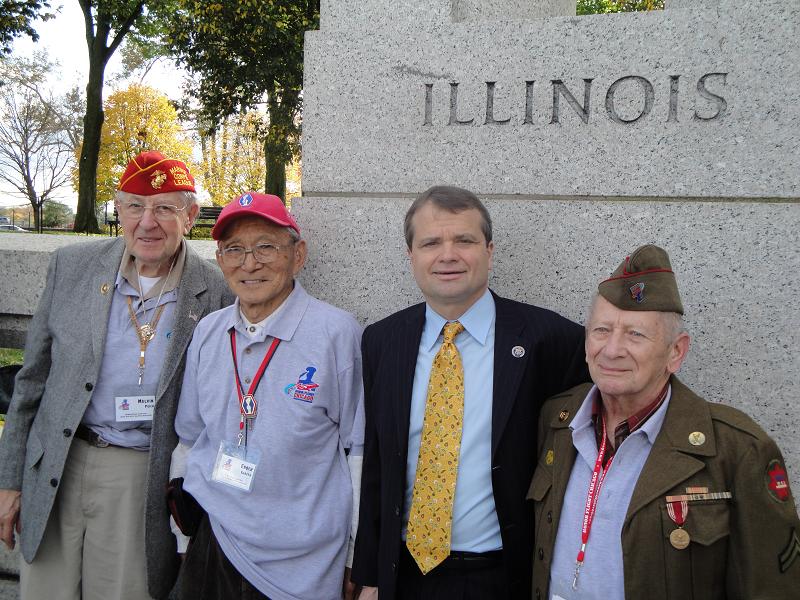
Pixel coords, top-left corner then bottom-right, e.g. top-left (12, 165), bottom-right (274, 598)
top-left (0, 54), bottom-right (77, 232)
top-left (167, 1), bottom-right (319, 202)
top-left (73, 0), bottom-right (178, 233)
top-left (577, 0), bottom-right (663, 15)
top-left (42, 200), bottom-right (73, 227)
top-left (199, 110), bottom-right (268, 205)
top-left (0, 0), bottom-right (54, 55)
top-left (83, 83), bottom-right (194, 204)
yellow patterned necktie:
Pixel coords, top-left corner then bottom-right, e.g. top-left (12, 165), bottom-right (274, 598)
top-left (406, 320), bottom-right (466, 574)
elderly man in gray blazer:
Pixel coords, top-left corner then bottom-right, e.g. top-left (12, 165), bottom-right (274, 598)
top-left (0, 151), bottom-right (233, 600)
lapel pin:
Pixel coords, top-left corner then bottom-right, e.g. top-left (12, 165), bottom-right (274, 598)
top-left (558, 410), bottom-right (569, 422)
top-left (189, 310), bottom-right (199, 323)
top-left (688, 431), bottom-right (706, 446)
top-left (511, 345), bottom-right (525, 358)
top-left (545, 449), bottom-right (554, 465)
top-left (100, 283), bottom-right (110, 295)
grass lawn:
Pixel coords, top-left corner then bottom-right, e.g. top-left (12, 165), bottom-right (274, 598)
top-left (0, 348), bottom-right (23, 366)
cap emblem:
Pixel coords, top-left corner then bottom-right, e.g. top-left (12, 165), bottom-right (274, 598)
top-left (629, 282), bottom-right (645, 303)
top-left (239, 193), bottom-right (254, 207)
top-left (150, 170), bottom-right (166, 189)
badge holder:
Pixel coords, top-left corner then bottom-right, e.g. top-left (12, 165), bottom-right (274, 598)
top-left (211, 440), bottom-right (261, 493)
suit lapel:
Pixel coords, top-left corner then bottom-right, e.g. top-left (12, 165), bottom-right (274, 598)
top-left (395, 305), bottom-right (425, 454)
top-left (491, 294), bottom-right (529, 457)
top-left (156, 246), bottom-right (208, 401)
top-left (625, 378), bottom-right (716, 523)
top-left (90, 240), bottom-right (125, 367)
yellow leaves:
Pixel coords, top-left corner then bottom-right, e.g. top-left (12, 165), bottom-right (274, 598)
top-left (91, 83), bottom-right (195, 203)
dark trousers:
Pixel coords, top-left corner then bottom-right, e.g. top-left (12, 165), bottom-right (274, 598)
top-left (177, 515), bottom-right (272, 600)
top-left (396, 545), bottom-right (510, 600)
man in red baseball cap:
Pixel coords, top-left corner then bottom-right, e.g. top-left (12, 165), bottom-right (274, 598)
top-left (169, 192), bottom-right (365, 600)
top-left (0, 151), bottom-right (233, 600)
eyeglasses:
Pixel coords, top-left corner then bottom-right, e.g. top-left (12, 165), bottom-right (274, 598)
top-left (118, 201), bottom-right (186, 220)
top-left (217, 242), bottom-right (292, 266)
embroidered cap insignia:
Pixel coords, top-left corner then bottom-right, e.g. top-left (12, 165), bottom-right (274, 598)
top-left (629, 282), bottom-right (646, 303)
top-left (150, 170), bottom-right (167, 189)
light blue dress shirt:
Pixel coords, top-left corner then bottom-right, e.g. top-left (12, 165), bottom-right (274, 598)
top-left (403, 289), bottom-right (502, 552)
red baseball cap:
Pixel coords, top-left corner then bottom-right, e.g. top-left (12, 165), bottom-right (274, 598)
top-left (118, 151), bottom-right (196, 195)
top-left (211, 192), bottom-right (300, 240)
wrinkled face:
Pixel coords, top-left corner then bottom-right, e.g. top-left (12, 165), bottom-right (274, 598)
top-left (586, 295), bottom-right (688, 405)
top-left (117, 192), bottom-right (197, 275)
top-left (216, 216), bottom-right (306, 321)
top-left (407, 203), bottom-right (493, 319)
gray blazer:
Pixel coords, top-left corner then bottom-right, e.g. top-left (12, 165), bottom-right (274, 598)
top-left (0, 237), bottom-right (233, 599)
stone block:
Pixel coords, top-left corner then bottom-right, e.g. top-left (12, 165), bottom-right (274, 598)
top-left (303, 1), bottom-right (799, 199)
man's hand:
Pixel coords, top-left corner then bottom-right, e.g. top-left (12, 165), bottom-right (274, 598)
top-left (357, 586), bottom-right (378, 600)
top-left (343, 567), bottom-right (356, 600)
top-left (0, 489), bottom-right (21, 550)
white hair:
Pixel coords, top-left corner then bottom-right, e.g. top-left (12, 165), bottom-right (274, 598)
top-left (585, 293), bottom-right (686, 343)
top-left (115, 190), bottom-right (197, 207)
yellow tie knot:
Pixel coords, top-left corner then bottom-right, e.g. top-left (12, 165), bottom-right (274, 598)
top-left (442, 321), bottom-right (464, 344)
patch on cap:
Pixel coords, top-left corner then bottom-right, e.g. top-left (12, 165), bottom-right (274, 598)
top-left (239, 193), bottom-right (254, 207)
top-left (598, 244), bottom-right (683, 314)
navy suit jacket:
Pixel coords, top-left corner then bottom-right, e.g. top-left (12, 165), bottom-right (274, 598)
top-left (352, 291), bottom-right (590, 599)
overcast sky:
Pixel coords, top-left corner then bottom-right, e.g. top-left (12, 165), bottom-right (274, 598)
top-left (1, 2), bottom-right (187, 209)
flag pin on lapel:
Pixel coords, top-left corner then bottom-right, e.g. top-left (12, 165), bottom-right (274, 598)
top-left (100, 283), bottom-right (109, 295)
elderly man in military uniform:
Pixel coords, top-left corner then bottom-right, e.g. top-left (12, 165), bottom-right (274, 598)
top-left (0, 151), bottom-right (232, 599)
top-left (529, 244), bottom-right (800, 600)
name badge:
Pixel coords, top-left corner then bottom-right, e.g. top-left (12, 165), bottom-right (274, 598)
top-left (211, 441), bottom-right (261, 493)
top-left (115, 386), bottom-right (156, 422)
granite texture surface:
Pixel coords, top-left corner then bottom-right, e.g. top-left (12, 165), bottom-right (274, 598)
top-left (292, 195), bottom-right (800, 492)
top-left (303, 1), bottom-right (799, 199)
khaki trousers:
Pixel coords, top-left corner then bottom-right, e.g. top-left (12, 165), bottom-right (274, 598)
top-left (20, 438), bottom-right (152, 600)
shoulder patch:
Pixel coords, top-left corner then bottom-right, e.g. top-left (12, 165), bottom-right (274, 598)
top-left (766, 459), bottom-right (792, 503)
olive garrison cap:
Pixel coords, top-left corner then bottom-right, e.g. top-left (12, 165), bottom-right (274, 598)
top-left (598, 244), bottom-right (684, 314)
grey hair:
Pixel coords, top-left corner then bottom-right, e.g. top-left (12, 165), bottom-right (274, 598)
top-left (585, 293), bottom-right (686, 343)
top-left (115, 190), bottom-right (197, 207)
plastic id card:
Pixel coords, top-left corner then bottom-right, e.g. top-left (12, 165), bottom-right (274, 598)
top-left (115, 385), bottom-right (156, 422)
top-left (211, 441), bottom-right (261, 492)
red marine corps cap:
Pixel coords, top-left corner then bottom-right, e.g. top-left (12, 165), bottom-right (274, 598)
top-left (118, 151), bottom-right (196, 195)
top-left (211, 192), bottom-right (300, 240)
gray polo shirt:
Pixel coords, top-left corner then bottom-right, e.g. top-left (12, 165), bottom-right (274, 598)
top-left (176, 282), bottom-right (365, 600)
top-left (82, 244), bottom-right (185, 449)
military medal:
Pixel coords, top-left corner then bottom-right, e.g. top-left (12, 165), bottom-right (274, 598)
top-left (127, 297), bottom-right (166, 385)
top-left (667, 499), bottom-right (690, 549)
top-left (127, 259), bottom-right (176, 385)
top-left (229, 330), bottom-right (281, 446)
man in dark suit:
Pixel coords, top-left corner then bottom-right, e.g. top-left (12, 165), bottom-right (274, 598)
top-left (352, 186), bottom-right (589, 600)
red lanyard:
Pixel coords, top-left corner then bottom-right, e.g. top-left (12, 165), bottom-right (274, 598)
top-left (228, 329), bottom-right (281, 446)
top-left (573, 416), bottom-right (615, 590)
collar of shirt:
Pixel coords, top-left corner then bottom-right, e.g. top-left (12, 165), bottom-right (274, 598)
top-left (237, 294), bottom-right (291, 340)
top-left (117, 239), bottom-right (187, 301)
top-left (571, 384), bottom-right (673, 453)
top-left (591, 381), bottom-right (670, 452)
top-left (226, 280), bottom-right (310, 343)
top-left (421, 288), bottom-right (494, 351)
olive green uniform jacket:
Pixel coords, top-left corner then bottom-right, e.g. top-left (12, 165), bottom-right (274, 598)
top-left (528, 377), bottom-right (800, 600)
